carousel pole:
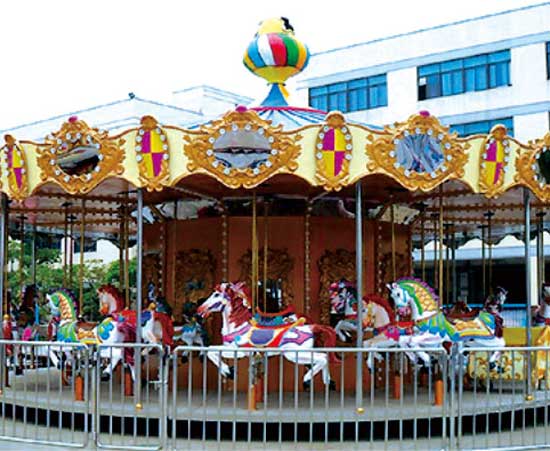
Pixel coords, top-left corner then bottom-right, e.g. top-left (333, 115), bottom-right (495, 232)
top-left (124, 203), bottom-right (130, 309)
top-left (486, 211), bottom-right (494, 295)
top-left (390, 199), bottom-right (396, 281)
top-left (69, 214), bottom-right (74, 288)
top-left (263, 199), bottom-right (268, 312)
top-left (432, 213), bottom-right (438, 291)
top-left (420, 205), bottom-right (426, 281)
top-left (0, 194), bottom-right (8, 392)
top-left (18, 215), bottom-right (24, 290)
top-left (251, 192), bottom-right (258, 312)
top-left (438, 187), bottom-right (444, 306)
top-left (445, 224), bottom-right (450, 305)
top-left (79, 200), bottom-right (86, 306)
top-left (355, 182), bottom-right (364, 413)
top-left (135, 189), bottom-right (144, 411)
top-left (304, 202), bottom-right (312, 314)
top-left (62, 203), bottom-right (69, 286)
top-left (221, 203), bottom-right (228, 282)
top-left (524, 188), bottom-right (533, 401)
top-left (537, 211), bottom-right (545, 294)
top-left (118, 205), bottom-right (124, 290)
top-left (31, 224), bottom-right (36, 287)
top-left (481, 225), bottom-right (487, 301)
top-left (451, 227), bottom-right (457, 304)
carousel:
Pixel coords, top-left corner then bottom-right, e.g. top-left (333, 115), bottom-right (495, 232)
top-left (0, 17), bottom-right (549, 445)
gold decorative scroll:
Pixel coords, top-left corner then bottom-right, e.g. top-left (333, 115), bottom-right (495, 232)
top-left (366, 112), bottom-right (469, 191)
top-left (143, 253), bottom-right (162, 302)
top-left (515, 132), bottom-right (550, 202)
top-left (135, 116), bottom-right (170, 192)
top-left (314, 112), bottom-right (352, 191)
top-left (317, 249), bottom-right (355, 324)
top-left (478, 124), bottom-right (512, 197)
top-left (37, 116), bottom-right (125, 195)
top-left (183, 108), bottom-right (302, 188)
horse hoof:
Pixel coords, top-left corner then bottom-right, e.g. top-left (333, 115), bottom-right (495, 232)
top-left (101, 373), bottom-right (111, 382)
top-left (303, 380), bottom-right (311, 391)
top-left (329, 380), bottom-right (337, 391)
top-left (181, 355), bottom-right (189, 365)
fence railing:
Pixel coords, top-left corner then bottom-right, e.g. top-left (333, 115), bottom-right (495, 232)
top-left (0, 340), bottom-right (548, 450)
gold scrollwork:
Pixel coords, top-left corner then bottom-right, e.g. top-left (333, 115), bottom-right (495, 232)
top-left (135, 116), bottom-right (170, 192)
top-left (478, 124), bottom-right (512, 197)
top-left (143, 253), bottom-right (162, 301)
top-left (314, 112), bottom-right (352, 191)
top-left (317, 249), bottom-right (355, 324)
top-left (183, 108), bottom-right (302, 188)
top-left (515, 132), bottom-right (550, 202)
top-left (37, 116), bottom-right (125, 194)
top-left (365, 112), bottom-right (469, 191)
top-left (1, 135), bottom-right (28, 201)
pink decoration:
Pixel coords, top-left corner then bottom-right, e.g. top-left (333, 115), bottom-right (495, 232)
top-left (419, 110), bottom-right (430, 117)
top-left (235, 105), bottom-right (248, 113)
top-left (68, 116), bottom-right (78, 123)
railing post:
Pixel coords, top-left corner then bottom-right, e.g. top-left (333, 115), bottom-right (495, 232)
top-left (355, 182), bottom-right (363, 412)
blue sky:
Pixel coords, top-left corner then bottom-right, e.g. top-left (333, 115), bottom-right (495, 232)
top-left (0, 0), bottom-right (543, 128)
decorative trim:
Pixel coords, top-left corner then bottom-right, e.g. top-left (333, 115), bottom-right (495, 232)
top-left (37, 116), bottom-right (124, 195)
top-left (478, 124), bottom-right (512, 197)
top-left (515, 132), bottom-right (550, 201)
top-left (183, 108), bottom-right (302, 189)
top-left (1, 135), bottom-right (28, 201)
top-left (135, 116), bottom-right (170, 192)
top-left (366, 112), bottom-right (469, 191)
top-left (314, 112), bottom-right (353, 191)
top-left (174, 249), bottom-right (216, 310)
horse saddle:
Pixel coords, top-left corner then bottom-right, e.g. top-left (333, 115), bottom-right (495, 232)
top-left (244, 317), bottom-right (306, 347)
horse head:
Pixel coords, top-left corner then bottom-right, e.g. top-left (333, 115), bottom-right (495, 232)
top-left (97, 284), bottom-right (124, 316)
top-left (387, 281), bottom-right (407, 309)
top-left (198, 283), bottom-right (231, 318)
top-left (542, 283), bottom-right (550, 305)
top-left (329, 280), bottom-right (357, 315)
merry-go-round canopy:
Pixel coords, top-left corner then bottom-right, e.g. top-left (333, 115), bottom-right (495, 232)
top-left (1, 18), bottom-right (550, 242)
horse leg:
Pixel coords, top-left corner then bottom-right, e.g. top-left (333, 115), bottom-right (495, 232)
top-left (206, 348), bottom-right (232, 378)
top-left (101, 348), bottom-right (123, 381)
top-left (334, 321), bottom-right (347, 342)
top-left (283, 350), bottom-right (332, 390)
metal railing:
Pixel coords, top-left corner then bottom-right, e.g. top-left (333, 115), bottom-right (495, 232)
top-left (0, 341), bottom-right (548, 450)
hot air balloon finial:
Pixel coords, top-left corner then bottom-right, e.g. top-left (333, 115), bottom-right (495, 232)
top-left (243, 17), bottom-right (310, 106)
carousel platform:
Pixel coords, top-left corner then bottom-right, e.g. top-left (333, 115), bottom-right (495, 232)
top-left (1, 367), bottom-right (549, 442)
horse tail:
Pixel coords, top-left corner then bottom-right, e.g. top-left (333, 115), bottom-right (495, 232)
top-left (117, 321), bottom-right (136, 366)
top-left (311, 324), bottom-right (341, 364)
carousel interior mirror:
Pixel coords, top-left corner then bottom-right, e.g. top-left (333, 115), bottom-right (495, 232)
top-left (395, 133), bottom-right (444, 174)
top-left (56, 140), bottom-right (101, 176)
top-left (213, 128), bottom-right (272, 170)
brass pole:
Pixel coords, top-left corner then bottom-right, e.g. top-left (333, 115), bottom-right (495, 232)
top-left (118, 206), bottom-right (124, 290)
top-left (481, 225), bottom-right (487, 301)
top-left (438, 186), bottom-right (444, 306)
top-left (445, 224), bottom-right (450, 305)
top-left (221, 204), bottom-right (228, 282)
top-left (486, 211), bottom-right (494, 295)
top-left (19, 215), bottom-right (24, 290)
top-left (304, 203), bottom-right (312, 314)
top-left (251, 193), bottom-right (258, 312)
top-left (432, 213), bottom-right (438, 291)
top-left (420, 206), bottom-right (426, 281)
top-left (69, 215), bottom-right (74, 288)
top-left (124, 203), bottom-right (130, 309)
top-left (63, 204), bottom-right (69, 286)
top-left (263, 200), bottom-right (268, 312)
top-left (79, 200), bottom-right (85, 306)
top-left (391, 201), bottom-right (396, 281)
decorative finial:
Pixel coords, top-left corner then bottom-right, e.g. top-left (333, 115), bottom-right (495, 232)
top-left (243, 17), bottom-right (310, 106)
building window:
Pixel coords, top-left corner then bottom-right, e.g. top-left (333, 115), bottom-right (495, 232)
top-left (450, 117), bottom-right (514, 137)
top-left (309, 74), bottom-right (387, 112)
top-left (546, 42), bottom-right (550, 79)
top-left (418, 50), bottom-right (511, 100)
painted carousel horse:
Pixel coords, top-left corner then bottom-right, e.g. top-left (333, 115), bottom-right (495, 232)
top-left (388, 278), bottom-right (505, 368)
top-left (534, 283), bottom-right (550, 326)
top-left (198, 282), bottom-right (338, 390)
top-left (329, 281), bottom-right (419, 368)
top-left (47, 288), bottom-right (136, 381)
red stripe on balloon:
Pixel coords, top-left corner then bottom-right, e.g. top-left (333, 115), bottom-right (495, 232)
top-left (268, 34), bottom-right (287, 66)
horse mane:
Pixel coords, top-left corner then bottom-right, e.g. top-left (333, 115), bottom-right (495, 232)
top-left (228, 283), bottom-right (252, 326)
top-left (395, 276), bottom-right (440, 303)
top-left (98, 284), bottom-right (124, 312)
top-left (364, 293), bottom-right (395, 323)
top-left (50, 288), bottom-right (79, 316)
top-left (154, 312), bottom-right (174, 348)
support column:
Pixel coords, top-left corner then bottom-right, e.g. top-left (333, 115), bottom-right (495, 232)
top-left (135, 189), bottom-right (144, 409)
top-left (0, 194), bottom-right (8, 390)
top-left (31, 224), bottom-right (37, 287)
top-left (355, 182), bottom-right (363, 412)
top-left (524, 188), bottom-right (533, 401)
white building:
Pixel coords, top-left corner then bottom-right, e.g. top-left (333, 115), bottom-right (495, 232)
top-left (298, 3), bottom-right (550, 310)
top-left (297, 2), bottom-right (550, 142)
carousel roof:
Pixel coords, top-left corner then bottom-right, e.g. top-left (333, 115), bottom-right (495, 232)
top-left (1, 17), bottom-right (550, 239)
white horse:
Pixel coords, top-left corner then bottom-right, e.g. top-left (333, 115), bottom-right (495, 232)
top-left (388, 278), bottom-right (505, 368)
top-left (197, 282), bottom-right (338, 390)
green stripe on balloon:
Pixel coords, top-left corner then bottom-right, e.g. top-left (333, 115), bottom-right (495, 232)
top-left (282, 34), bottom-right (299, 66)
